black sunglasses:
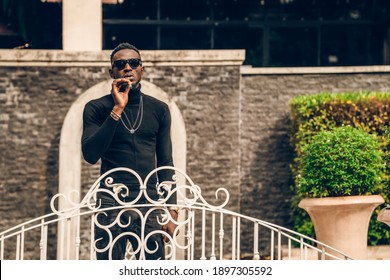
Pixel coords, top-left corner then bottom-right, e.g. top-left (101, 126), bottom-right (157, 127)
top-left (112, 58), bottom-right (142, 70)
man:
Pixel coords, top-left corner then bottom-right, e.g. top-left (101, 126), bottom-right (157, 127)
top-left (81, 42), bottom-right (178, 260)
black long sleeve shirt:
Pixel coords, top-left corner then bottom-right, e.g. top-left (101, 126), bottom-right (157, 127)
top-left (81, 85), bottom-right (176, 204)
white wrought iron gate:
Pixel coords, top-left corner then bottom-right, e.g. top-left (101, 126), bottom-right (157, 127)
top-left (0, 167), bottom-right (353, 260)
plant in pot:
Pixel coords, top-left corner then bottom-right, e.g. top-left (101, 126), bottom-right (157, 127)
top-left (297, 126), bottom-right (385, 259)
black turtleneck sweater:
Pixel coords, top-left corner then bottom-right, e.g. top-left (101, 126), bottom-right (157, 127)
top-left (81, 85), bottom-right (176, 204)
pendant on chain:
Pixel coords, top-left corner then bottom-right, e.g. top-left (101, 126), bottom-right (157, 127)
top-left (120, 95), bottom-right (144, 134)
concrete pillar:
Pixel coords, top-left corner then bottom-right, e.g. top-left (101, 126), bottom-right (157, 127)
top-left (62, 0), bottom-right (102, 51)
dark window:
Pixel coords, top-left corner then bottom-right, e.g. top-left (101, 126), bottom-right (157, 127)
top-left (104, 25), bottom-right (157, 50)
top-left (269, 27), bottom-right (318, 67)
top-left (2, 0), bottom-right (389, 66)
top-left (101, 0), bottom-right (390, 66)
top-left (160, 0), bottom-right (210, 20)
top-left (160, 27), bottom-right (211, 50)
top-left (103, 0), bottom-right (158, 20)
top-left (214, 26), bottom-right (263, 66)
top-left (320, 25), bottom-right (385, 66)
top-left (213, 0), bottom-right (261, 21)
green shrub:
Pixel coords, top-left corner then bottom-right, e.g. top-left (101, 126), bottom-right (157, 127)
top-left (289, 91), bottom-right (390, 245)
top-left (297, 126), bottom-right (384, 198)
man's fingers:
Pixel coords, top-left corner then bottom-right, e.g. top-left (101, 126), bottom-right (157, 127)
top-left (112, 78), bottom-right (131, 93)
top-left (162, 222), bottom-right (180, 243)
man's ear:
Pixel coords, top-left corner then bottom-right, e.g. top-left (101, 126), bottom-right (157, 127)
top-left (109, 68), bottom-right (114, 78)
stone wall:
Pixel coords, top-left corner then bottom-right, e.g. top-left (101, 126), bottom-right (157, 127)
top-left (239, 68), bottom-right (390, 254)
top-left (2, 49), bottom-right (390, 259)
top-left (0, 65), bottom-right (109, 259)
top-left (0, 50), bottom-right (243, 259)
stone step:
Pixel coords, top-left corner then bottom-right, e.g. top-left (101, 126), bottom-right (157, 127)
top-left (281, 245), bottom-right (390, 260)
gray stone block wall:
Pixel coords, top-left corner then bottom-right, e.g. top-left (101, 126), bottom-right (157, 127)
top-left (239, 73), bottom-right (390, 255)
top-left (144, 66), bottom-right (241, 211)
top-left (146, 66), bottom-right (241, 259)
top-left (0, 66), bottom-right (108, 259)
top-left (0, 66), bottom-right (106, 217)
top-left (0, 62), bottom-right (241, 259)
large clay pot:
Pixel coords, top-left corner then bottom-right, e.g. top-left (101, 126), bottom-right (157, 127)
top-left (298, 195), bottom-right (384, 260)
top-left (378, 206), bottom-right (390, 227)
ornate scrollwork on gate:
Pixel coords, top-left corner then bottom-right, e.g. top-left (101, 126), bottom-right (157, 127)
top-left (50, 166), bottom-right (230, 260)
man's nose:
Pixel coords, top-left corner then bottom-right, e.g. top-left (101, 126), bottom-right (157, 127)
top-left (123, 62), bottom-right (132, 71)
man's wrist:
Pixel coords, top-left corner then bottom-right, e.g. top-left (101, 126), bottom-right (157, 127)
top-left (112, 105), bottom-right (124, 115)
top-left (110, 106), bottom-right (124, 121)
top-left (110, 110), bottom-right (121, 121)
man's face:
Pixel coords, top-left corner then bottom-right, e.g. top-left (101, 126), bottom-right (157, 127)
top-left (109, 49), bottom-right (143, 87)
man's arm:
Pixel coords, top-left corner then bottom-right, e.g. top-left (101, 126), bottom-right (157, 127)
top-left (82, 78), bottom-right (132, 164)
top-left (156, 104), bottom-right (177, 204)
top-left (81, 101), bottom-right (119, 164)
top-left (156, 104), bottom-right (179, 241)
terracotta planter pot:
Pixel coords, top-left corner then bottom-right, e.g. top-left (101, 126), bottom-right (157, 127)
top-left (378, 206), bottom-right (390, 227)
top-left (299, 195), bottom-right (384, 260)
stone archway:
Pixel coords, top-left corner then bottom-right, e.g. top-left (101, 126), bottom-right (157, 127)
top-left (58, 80), bottom-right (186, 259)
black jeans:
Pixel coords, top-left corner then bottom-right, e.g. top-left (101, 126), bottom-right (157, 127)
top-left (94, 194), bottom-right (165, 260)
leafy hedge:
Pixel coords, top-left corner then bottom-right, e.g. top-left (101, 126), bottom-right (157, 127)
top-left (289, 91), bottom-right (390, 245)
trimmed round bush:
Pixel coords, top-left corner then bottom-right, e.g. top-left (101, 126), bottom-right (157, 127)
top-left (297, 126), bottom-right (384, 197)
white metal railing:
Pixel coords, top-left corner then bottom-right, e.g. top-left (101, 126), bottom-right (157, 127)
top-left (0, 167), bottom-right (353, 260)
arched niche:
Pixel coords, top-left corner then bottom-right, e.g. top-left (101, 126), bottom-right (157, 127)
top-left (57, 80), bottom-right (186, 259)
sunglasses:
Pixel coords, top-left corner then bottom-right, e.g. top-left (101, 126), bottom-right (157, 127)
top-left (112, 58), bottom-right (142, 70)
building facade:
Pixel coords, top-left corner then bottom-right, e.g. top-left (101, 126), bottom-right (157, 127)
top-left (1, 0), bottom-right (390, 67)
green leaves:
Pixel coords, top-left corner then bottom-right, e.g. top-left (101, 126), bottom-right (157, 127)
top-left (298, 126), bottom-right (384, 197)
top-left (288, 91), bottom-right (390, 245)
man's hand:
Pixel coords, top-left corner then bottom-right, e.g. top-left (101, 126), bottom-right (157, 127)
top-left (162, 210), bottom-right (179, 242)
top-left (111, 78), bottom-right (131, 114)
